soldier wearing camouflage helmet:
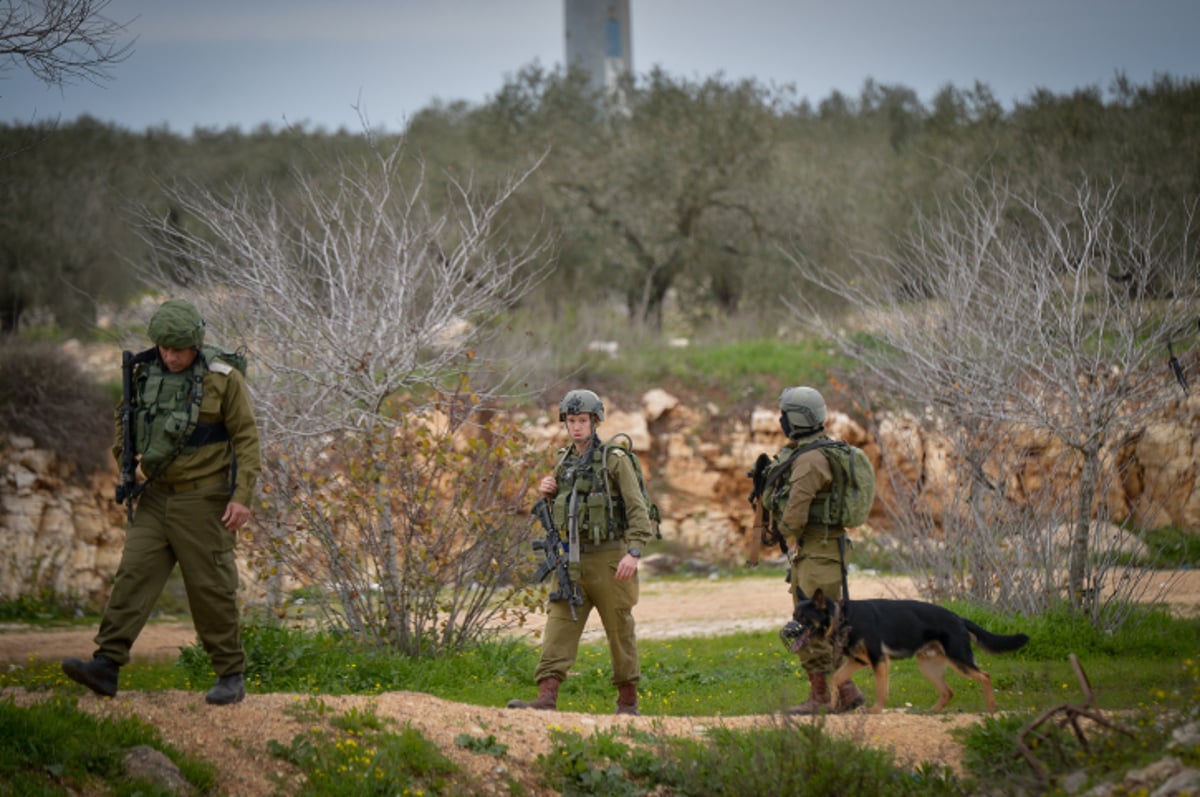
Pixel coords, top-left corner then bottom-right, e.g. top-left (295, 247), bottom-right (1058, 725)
top-left (62, 298), bottom-right (261, 706)
top-left (507, 388), bottom-right (654, 715)
top-left (769, 386), bottom-right (866, 714)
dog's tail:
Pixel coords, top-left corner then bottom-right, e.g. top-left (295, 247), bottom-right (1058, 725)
top-left (965, 620), bottom-right (1030, 654)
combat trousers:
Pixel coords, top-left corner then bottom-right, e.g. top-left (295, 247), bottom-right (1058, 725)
top-left (789, 533), bottom-right (847, 675)
top-left (534, 547), bottom-right (640, 686)
top-left (95, 480), bottom-right (245, 676)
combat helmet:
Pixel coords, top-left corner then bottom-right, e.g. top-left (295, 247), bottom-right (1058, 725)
top-left (559, 389), bottom-right (604, 422)
top-left (779, 386), bottom-right (826, 437)
top-left (147, 299), bottom-right (206, 349)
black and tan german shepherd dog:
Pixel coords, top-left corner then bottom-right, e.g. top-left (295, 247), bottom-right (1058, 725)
top-left (783, 588), bottom-right (1029, 713)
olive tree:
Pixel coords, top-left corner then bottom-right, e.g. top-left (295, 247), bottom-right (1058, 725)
top-left (136, 138), bottom-right (554, 652)
top-left (789, 177), bottom-right (1199, 623)
top-left (473, 66), bottom-right (788, 334)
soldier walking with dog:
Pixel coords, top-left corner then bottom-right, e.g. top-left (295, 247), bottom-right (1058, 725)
top-left (508, 389), bottom-right (655, 715)
top-left (62, 299), bottom-right (261, 706)
top-left (754, 386), bottom-right (869, 714)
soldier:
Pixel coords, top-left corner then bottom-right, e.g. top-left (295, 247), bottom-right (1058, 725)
top-left (508, 389), bottom-right (654, 715)
top-left (767, 386), bottom-right (867, 714)
top-left (62, 298), bottom-right (261, 705)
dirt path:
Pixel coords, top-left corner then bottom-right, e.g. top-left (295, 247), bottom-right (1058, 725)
top-left (3, 570), bottom-right (1197, 795)
top-left (0, 572), bottom-right (923, 664)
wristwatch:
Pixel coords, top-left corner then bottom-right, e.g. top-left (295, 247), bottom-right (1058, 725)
top-left (627, 548), bottom-right (642, 558)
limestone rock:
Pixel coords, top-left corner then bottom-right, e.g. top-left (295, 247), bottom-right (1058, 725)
top-left (641, 388), bottom-right (679, 421)
top-left (2, 382), bottom-right (1197, 605)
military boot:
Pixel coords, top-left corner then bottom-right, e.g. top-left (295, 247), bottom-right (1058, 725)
top-left (784, 671), bottom-right (831, 715)
top-left (62, 655), bottom-right (120, 697)
top-left (615, 683), bottom-right (640, 716)
top-left (205, 673), bottom-right (246, 705)
top-left (835, 680), bottom-right (866, 713)
top-left (506, 677), bottom-right (561, 710)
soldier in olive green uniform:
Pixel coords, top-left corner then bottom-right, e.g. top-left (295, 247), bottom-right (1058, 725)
top-left (63, 299), bottom-right (262, 705)
top-left (766, 387), bottom-right (866, 714)
top-left (508, 390), bottom-right (654, 715)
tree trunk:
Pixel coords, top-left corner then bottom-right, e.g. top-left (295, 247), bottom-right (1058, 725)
top-left (1068, 448), bottom-right (1100, 613)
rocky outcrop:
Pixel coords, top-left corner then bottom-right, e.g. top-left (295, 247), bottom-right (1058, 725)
top-left (527, 389), bottom-right (1200, 562)
top-left (1, 436), bottom-right (125, 604)
top-left (2, 389), bottom-right (1197, 606)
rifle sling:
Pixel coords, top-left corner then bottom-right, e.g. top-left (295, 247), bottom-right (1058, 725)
top-left (567, 489), bottom-right (581, 566)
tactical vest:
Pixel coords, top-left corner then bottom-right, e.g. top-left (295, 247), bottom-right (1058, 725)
top-left (550, 441), bottom-right (630, 545)
top-left (134, 350), bottom-right (233, 475)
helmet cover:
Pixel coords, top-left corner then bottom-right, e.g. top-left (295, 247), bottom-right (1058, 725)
top-left (778, 386), bottom-right (827, 431)
top-left (558, 389), bottom-right (604, 422)
top-left (147, 299), bottom-right (206, 349)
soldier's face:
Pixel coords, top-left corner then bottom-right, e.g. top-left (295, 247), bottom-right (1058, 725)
top-left (159, 345), bottom-right (199, 373)
top-left (565, 413), bottom-right (593, 444)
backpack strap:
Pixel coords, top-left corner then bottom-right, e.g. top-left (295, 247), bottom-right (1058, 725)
top-left (602, 433), bottom-right (641, 518)
top-left (599, 438), bottom-right (620, 527)
top-left (763, 438), bottom-right (836, 492)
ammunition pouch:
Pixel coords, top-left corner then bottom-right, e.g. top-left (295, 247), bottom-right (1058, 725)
top-left (553, 490), bottom-right (626, 545)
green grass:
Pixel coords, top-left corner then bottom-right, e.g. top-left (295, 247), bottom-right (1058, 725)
top-left (581, 338), bottom-right (855, 404)
top-left (3, 577), bottom-right (1198, 795)
top-left (0, 590), bottom-right (85, 624)
top-left (0, 695), bottom-right (217, 796)
top-left (266, 699), bottom-right (470, 796)
top-left (1135, 526), bottom-right (1200, 567)
top-left (5, 575), bottom-right (1196, 715)
top-left (958, 657), bottom-right (1200, 794)
top-left (536, 722), bottom-right (962, 797)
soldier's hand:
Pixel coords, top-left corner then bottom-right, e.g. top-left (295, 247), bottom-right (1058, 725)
top-left (538, 476), bottom-right (558, 497)
top-left (615, 553), bottom-right (639, 580)
top-left (222, 501), bottom-right (251, 531)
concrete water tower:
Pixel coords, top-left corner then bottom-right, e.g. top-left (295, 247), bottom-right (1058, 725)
top-left (564, 0), bottom-right (632, 98)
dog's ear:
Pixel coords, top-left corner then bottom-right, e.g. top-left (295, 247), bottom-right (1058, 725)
top-left (794, 586), bottom-right (809, 603)
top-left (811, 588), bottom-right (826, 609)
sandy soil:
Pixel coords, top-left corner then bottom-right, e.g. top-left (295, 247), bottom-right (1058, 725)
top-left (3, 570), bottom-right (1197, 795)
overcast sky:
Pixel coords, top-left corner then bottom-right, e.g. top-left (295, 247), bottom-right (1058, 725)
top-left (3, 0), bottom-right (1199, 135)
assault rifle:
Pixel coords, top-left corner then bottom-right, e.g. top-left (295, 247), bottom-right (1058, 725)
top-left (115, 347), bottom-right (157, 522)
top-left (747, 452), bottom-right (788, 555)
top-left (531, 497), bottom-right (583, 621)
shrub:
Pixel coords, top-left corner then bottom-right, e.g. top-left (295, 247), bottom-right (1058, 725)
top-left (0, 342), bottom-right (112, 475)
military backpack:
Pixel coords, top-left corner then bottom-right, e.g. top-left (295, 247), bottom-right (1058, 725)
top-left (762, 438), bottom-right (875, 530)
top-left (603, 433), bottom-right (662, 538)
top-left (200, 345), bottom-right (247, 377)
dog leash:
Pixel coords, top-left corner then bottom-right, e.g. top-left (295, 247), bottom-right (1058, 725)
top-left (838, 534), bottom-right (851, 610)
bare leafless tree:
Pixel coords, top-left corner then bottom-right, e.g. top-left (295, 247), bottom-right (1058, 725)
top-left (134, 139), bottom-right (554, 650)
top-left (0, 0), bottom-right (133, 87)
top-left (139, 141), bottom-right (550, 439)
top-left (788, 177), bottom-right (1199, 623)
